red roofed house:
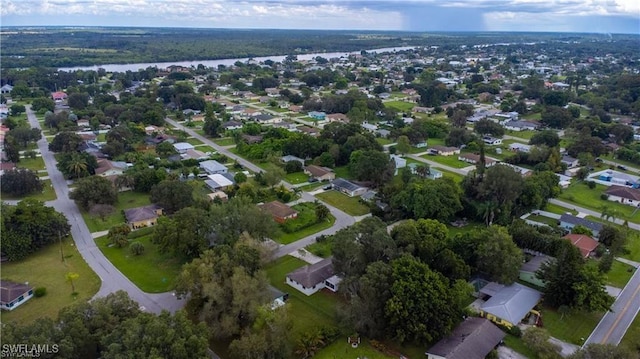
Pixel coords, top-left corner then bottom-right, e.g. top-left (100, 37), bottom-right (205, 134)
top-left (563, 234), bottom-right (599, 258)
top-left (52, 91), bottom-right (68, 102)
top-left (259, 200), bottom-right (298, 223)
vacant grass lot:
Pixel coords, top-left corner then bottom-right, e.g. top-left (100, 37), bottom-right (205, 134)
top-left (506, 130), bottom-right (537, 140)
top-left (541, 305), bottom-right (603, 345)
top-left (212, 137), bottom-right (236, 146)
top-left (0, 240), bottom-right (101, 325)
top-left (185, 137), bottom-right (204, 146)
top-left (95, 234), bottom-right (184, 293)
top-left (603, 260), bottom-right (634, 288)
top-left (543, 203), bottom-right (578, 216)
top-left (1, 179), bottom-right (57, 202)
top-left (285, 171), bottom-right (308, 184)
top-left (421, 153), bottom-right (470, 168)
top-left (620, 313), bottom-right (640, 353)
top-left (316, 339), bottom-right (394, 359)
top-left (16, 156), bottom-right (46, 171)
top-left (265, 256), bottom-right (337, 336)
top-left (332, 165), bottom-right (352, 180)
top-left (384, 101), bottom-right (415, 112)
top-left (527, 214), bottom-right (559, 226)
top-left (503, 334), bottom-right (539, 358)
top-left (558, 182), bottom-right (640, 224)
top-left (81, 191), bottom-right (151, 233)
top-left (623, 231), bottom-right (640, 262)
top-left (274, 203), bottom-right (336, 244)
top-left (316, 191), bottom-right (370, 216)
top-left (376, 137), bottom-right (394, 146)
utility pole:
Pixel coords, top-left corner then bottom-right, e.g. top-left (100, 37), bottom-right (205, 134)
top-left (59, 231), bottom-right (65, 263)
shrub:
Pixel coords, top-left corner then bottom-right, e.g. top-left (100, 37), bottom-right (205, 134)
top-left (130, 242), bottom-right (145, 256)
top-left (587, 181), bottom-right (596, 189)
top-left (600, 193), bottom-right (609, 200)
top-left (34, 287), bottom-right (47, 297)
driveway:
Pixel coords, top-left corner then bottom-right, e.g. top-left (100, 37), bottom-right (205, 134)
top-left (25, 105), bottom-right (183, 314)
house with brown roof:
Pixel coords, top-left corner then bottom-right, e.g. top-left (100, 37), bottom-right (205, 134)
top-left (605, 185), bottom-right (640, 207)
top-left (426, 317), bottom-right (505, 359)
top-left (95, 159), bottom-right (128, 177)
top-left (286, 257), bottom-right (341, 296)
top-left (1, 280), bottom-right (33, 311)
top-left (124, 204), bottom-right (163, 229)
top-left (298, 126), bottom-right (320, 137)
top-left (326, 113), bottom-right (349, 123)
top-left (563, 234), bottom-right (599, 258)
top-left (304, 165), bottom-right (335, 182)
top-left (259, 201), bottom-right (298, 223)
top-left (458, 153), bottom-right (497, 167)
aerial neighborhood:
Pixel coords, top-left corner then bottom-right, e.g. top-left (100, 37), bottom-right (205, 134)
top-left (1, 27), bottom-right (639, 359)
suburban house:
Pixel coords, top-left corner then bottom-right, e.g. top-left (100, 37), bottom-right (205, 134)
top-left (199, 160), bottom-right (228, 175)
top-left (326, 113), bottom-right (349, 123)
top-left (259, 200), bottom-right (298, 223)
top-left (563, 234), bottom-right (599, 258)
top-left (482, 136), bottom-right (503, 146)
top-left (173, 142), bottom-right (195, 154)
top-left (559, 214), bottom-right (603, 238)
top-left (95, 160), bottom-right (128, 177)
top-left (428, 145), bottom-right (460, 156)
top-left (286, 257), bottom-right (341, 296)
top-left (0, 84), bottom-right (13, 94)
top-left (509, 143), bottom-right (532, 153)
top-left (207, 191), bottom-right (229, 202)
top-left (307, 111), bottom-right (326, 120)
top-left (331, 178), bottom-right (367, 197)
top-left (519, 255), bottom-right (553, 288)
top-left (458, 153), bottom-right (497, 167)
top-left (425, 317), bottom-right (506, 359)
top-left (205, 174), bottom-right (234, 191)
top-left (51, 91), bottom-right (68, 102)
top-left (221, 121), bottom-right (243, 131)
top-left (0, 280), bottom-right (34, 311)
top-left (503, 120), bottom-right (539, 132)
top-left (605, 186), bottom-right (640, 207)
top-left (390, 155), bottom-right (406, 175)
top-left (124, 204), bottom-right (163, 229)
top-left (478, 282), bottom-right (542, 329)
top-left (561, 155), bottom-right (580, 169)
top-left (304, 165), bottom-right (335, 182)
top-left (298, 126), bottom-right (320, 137)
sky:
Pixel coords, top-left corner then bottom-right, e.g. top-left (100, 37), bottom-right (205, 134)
top-left (1, 0), bottom-right (639, 34)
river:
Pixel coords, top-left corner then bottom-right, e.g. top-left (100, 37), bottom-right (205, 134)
top-left (57, 46), bottom-right (416, 73)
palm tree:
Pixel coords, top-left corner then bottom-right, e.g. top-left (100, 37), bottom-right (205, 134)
top-left (66, 153), bottom-right (88, 179)
top-left (600, 205), bottom-right (619, 223)
top-left (477, 200), bottom-right (497, 227)
top-left (295, 332), bottom-right (325, 359)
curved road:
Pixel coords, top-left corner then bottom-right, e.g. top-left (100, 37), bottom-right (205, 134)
top-left (25, 105), bottom-right (183, 314)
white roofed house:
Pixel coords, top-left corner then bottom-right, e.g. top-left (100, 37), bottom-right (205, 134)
top-left (173, 142), bottom-right (194, 154)
top-left (390, 154), bottom-right (406, 175)
top-left (204, 174), bottom-right (234, 191)
top-left (199, 160), bottom-right (228, 175)
top-left (478, 282), bottom-right (542, 330)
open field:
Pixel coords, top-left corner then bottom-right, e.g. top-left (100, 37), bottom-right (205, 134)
top-left (384, 101), bottom-right (415, 112)
top-left (16, 156), bottom-right (46, 171)
top-left (0, 240), bottom-right (101, 324)
top-left (603, 260), bottom-right (634, 288)
top-left (81, 191), bottom-right (152, 233)
top-left (541, 305), bottom-right (603, 345)
top-left (94, 233), bottom-right (183, 293)
top-left (421, 153), bottom-right (470, 168)
top-left (316, 191), bottom-right (370, 216)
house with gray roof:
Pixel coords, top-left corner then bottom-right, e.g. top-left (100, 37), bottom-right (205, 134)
top-left (199, 160), bottom-right (228, 175)
top-left (286, 257), bottom-right (341, 296)
top-left (1, 280), bottom-right (33, 311)
top-left (426, 317), bottom-right (505, 359)
top-left (331, 178), bottom-right (367, 197)
top-left (519, 255), bottom-right (553, 288)
top-left (478, 282), bottom-right (542, 329)
top-left (559, 214), bottom-right (603, 238)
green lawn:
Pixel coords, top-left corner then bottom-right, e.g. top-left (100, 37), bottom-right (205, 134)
top-left (506, 130), bottom-right (537, 140)
top-left (504, 334), bottom-right (539, 358)
top-left (421, 154), bottom-right (470, 168)
top-left (16, 156), bottom-right (46, 171)
top-left (543, 203), bottom-right (578, 216)
top-left (622, 230), bottom-right (640, 262)
top-left (298, 182), bottom-right (324, 191)
top-left (447, 222), bottom-right (486, 238)
top-left (522, 112), bottom-right (542, 121)
top-left (332, 165), bottom-right (352, 180)
top-left (95, 234), bottom-right (184, 293)
top-left (316, 191), bottom-right (370, 216)
top-left (212, 137), bottom-right (236, 146)
top-left (527, 214), bottom-right (559, 226)
top-left (185, 137), bottom-right (204, 146)
top-left (541, 305), bottom-right (603, 345)
top-left (376, 137), bottom-right (394, 146)
top-left (602, 260), bottom-right (634, 288)
top-left (0, 240), bottom-right (101, 325)
top-left (265, 256), bottom-right (338, 335)
top-left (558, 182), bottom-right (640, 224)
top-left (620, 312), bottom-right (640, 353)
top-left (384, 101), bottom-right (415, 112)
top-left (316, 339), bottom-right (395, 359)
top-left (602, 153), bottom-right (640, 172)
top-left (1, 179), bottom-right (57, 202)
top-left (285, 171), bottom-right (309, 184)
top-left (81, 191), bottom-right (152, 233)
top-left (306, 239), bottom-right (333, 258)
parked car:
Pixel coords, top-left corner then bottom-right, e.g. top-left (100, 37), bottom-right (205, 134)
top-left (617, 165), bottom-right (628, 171)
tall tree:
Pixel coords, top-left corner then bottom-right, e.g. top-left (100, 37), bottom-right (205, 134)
top-left (1, 168), bottom-right (43, 196)
top-left (152, 207), bottom-right (213, 258)
top-left (149, 180), bottom-right (194, 214)
top-left (475, 226), bottom-right (524, 284)
top-left (70, 176), bottom-right (117, 211)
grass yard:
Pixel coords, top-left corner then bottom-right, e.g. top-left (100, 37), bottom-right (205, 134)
top-left (332, 165), bottom-right (352, 180)
top-left (447, 222), bottom-right (486, 238)
top-left (620, 312), bottom-right (640, 353)
top-left (558, 182), bottom-right (640, 224)
top-left (1, 179), bottom-right (57, 202)
top-left (527, 214), bottom-right (559, 226)
top-left (522, 112), bottom-right (542, 121)
top-left (543, 203), bottom-right (578, 216)
top-left (306, 239), bottom-right (333, 258)
top-left (316, 191), bottom-right (370, 216)
top-left (376, 137), bottom-right (394, 146)
top-left (265, 256), bottom-right (338, 336)
top-left (95, 233), bottom-right (184, 293)
top-left (298, 182), bottom-right (324, 191)
top-left (503, 334), bottom-right (539, 358)
top-left (384, 101), bottom-right (415, 112)
top-left (195, 145), bottom-right (215, 153)
top-left (506, 130), bottom-right (537, 140)
top-left (316, 339), bottom-right (395, 359)
top-left (274, 202), bottom-right (335, 244)
top-left (602, 153), bottom-right (640, 172)
top-left (602, 260), bottom-right (634, 288)
top-left (0, 240), bottom-right (101, 325)
top-left (185, 137), bottom-right (204, 146)
top-left (421, 154), bottom-right (470, 169)
top-left (623, 231), bottom-right (640, 262)
top-left (212, 137), bottom-right (236, 146)
top-left (81, 191), bottom-right (151, 233)
top-left (541, 305), bottom-right (603, 345)
top-left (285, 171), bottom-right (309, 184)
top-left (16, 156), bottom-right (46, 171)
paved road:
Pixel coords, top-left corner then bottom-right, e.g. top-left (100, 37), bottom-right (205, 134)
top-left (584, 264), bottom-right (640, 346)
top-left (25, 105), bottom-right (183, 314)
top-left (600, 158), bottom-right (640, 175)
top-left (407, 153), bottom-right (471, 176)
top-left (548, 198), bottom-right (640, 231)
